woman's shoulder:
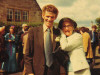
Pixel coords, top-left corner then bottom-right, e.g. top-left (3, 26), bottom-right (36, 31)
top-left (83, 32), bottom-right (89, 37)
top-left (73, 32), bottom-right (82, 37)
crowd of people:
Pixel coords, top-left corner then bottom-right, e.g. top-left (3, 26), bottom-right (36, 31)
top-left (0, 24), bottom-right (29, 75)
top-left (0, 4), bottom-right (99, 75)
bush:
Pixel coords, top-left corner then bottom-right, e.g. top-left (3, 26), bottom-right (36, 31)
top-left (0, 21), bottom-right (43, 34)
top-left (0, 21), bottom-right (59, 34)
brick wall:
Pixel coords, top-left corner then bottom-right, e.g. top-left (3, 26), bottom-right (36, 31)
top-left (0, 0), bottom-right (43, 23)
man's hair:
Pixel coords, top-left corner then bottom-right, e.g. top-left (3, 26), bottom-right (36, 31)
top-left (92, 25), bottom-right (97, 29)
top-left (42, 4), bottom-right (59, 17)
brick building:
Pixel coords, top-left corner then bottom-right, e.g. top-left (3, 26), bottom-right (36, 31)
top-left (0, 0), bottom-right (43, 23)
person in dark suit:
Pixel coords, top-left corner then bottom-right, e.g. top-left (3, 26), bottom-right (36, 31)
top-left (24, 4), bottom-right (60, 75)
top-left (17, 24), bottom-right (28, 71)
top-left (89, 25), bottom-right (99, 60)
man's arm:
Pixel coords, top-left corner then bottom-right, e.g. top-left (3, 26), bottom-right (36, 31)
top-left (24, 28), bottom-right (34, 74)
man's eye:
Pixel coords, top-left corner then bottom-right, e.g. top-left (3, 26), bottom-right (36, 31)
top-left (51, 17), bottom-right (54, 18)
top-left (46, 16), bottom-right (49, 18)
top-left (63, 26), bottom-right (66, 27)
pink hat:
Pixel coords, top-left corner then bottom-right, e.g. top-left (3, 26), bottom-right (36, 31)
top-left (10, 26), bottom-right (15, 29)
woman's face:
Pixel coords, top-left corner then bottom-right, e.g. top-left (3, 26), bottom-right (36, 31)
top-left (9, 28), bottom-right (14, 33)
top-left (62, 22), bottom-right (74, 36)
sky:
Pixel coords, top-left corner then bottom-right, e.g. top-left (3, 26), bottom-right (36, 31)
top-left (36, 0), bottom-right (100, 29)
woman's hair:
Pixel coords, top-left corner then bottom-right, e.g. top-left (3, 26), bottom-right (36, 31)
top-left (42, 4), bottom-right (59, 18)
top-left (79, 27), bottom-right (87, 33)
top-left (9, 26), bottom-right (15, 33)
top-left (10, 26), bottom-right (15, 29)
top-left (58, 17), bottom-right (77, 29)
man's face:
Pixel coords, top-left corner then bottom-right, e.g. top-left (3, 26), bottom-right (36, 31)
top-left (24, 26), bottom-right (29, 31)
top-left (42, 11), bottom-right (57, 28)
top-left (92, 28), bottom-right (96, 32)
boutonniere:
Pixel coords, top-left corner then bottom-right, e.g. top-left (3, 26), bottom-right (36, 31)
top-left (55, 36), bottom-right (61, 42)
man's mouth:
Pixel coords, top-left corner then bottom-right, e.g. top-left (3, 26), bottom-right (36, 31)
top-left (65, 31), bottom-right (70, 32)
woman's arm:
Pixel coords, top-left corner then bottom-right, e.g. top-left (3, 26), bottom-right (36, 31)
top-left (60, 32), bottom-right (83, 51)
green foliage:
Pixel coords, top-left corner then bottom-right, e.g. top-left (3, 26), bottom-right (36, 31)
top-left (0, 21), bottom-right (59, 33)
top-left (0, 21), bottom-right (43, 33)
top-left (0, 21), bottom-right (6, 26)
top-left (4, 22), bottom-right (43, 27)
top-left (95, 17), bottom-right (100, 25)
top-left (95, 17), bottom-right (100, 32)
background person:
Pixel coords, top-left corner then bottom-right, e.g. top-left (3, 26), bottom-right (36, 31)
top-left (21, 25), bottom-right (29, 75)
top-left (80, 27), bottom-right (93, 69)
top-left (0, 26), bottom-right (7, 75)
top-left (89, 25), bottom-right (99, 62)
top-left (17, 24), bottom-right (28, 71)
top-left (1, 26), bottom-right (18, 73)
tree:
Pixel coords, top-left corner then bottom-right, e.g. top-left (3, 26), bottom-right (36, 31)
top-left (95, 17), bottom-right (100, 32)
top-left (95, 17), bottom-right (100, 25)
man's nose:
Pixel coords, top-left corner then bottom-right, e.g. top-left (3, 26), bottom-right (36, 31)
top-left (48, 17), bottom-right (52, 21)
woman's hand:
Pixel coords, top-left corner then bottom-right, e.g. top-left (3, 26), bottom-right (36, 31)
top-left (60, 30), bottom-right (66, 38)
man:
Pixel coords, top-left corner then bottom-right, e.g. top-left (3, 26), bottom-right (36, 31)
top-left (17, 24), bottom-right (28, 71)
top-left (21, 25), bottom-right (29, 75)
top-left (89, 25), bottom-right (99, 60)
top-left (24, 4), bottom-right (60, 75)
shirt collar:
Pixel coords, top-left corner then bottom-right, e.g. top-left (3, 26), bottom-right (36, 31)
top-left (43, 24), bottom-right (53, 33)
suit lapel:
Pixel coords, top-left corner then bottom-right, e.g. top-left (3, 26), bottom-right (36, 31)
top-left (53, 28), bottom-right (56, 51)
top-left (42, 26), bottom-right (44, 50)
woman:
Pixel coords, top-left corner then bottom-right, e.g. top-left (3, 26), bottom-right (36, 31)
top-left (80, 27), bottom-right (93, 68)
top-left (1, 26), bottom-right (17, 72)
top-left (58, 17), bottom-right (91, 75)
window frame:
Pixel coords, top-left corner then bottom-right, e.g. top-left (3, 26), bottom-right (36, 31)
top-left (7, 9), bottom-right (13, 21)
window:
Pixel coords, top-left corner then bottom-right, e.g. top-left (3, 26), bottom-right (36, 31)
top-left (7, 9), bottom-right (13, 21)
top-left (15, 10), bottom-right (21, 22)
top-left (7, 9), bottom-right (29, 22)
top-left (23, 11), bottom-right (28, 22)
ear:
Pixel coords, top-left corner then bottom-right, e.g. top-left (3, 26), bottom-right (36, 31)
top-left (53, 14), bottom-right (57, 20)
